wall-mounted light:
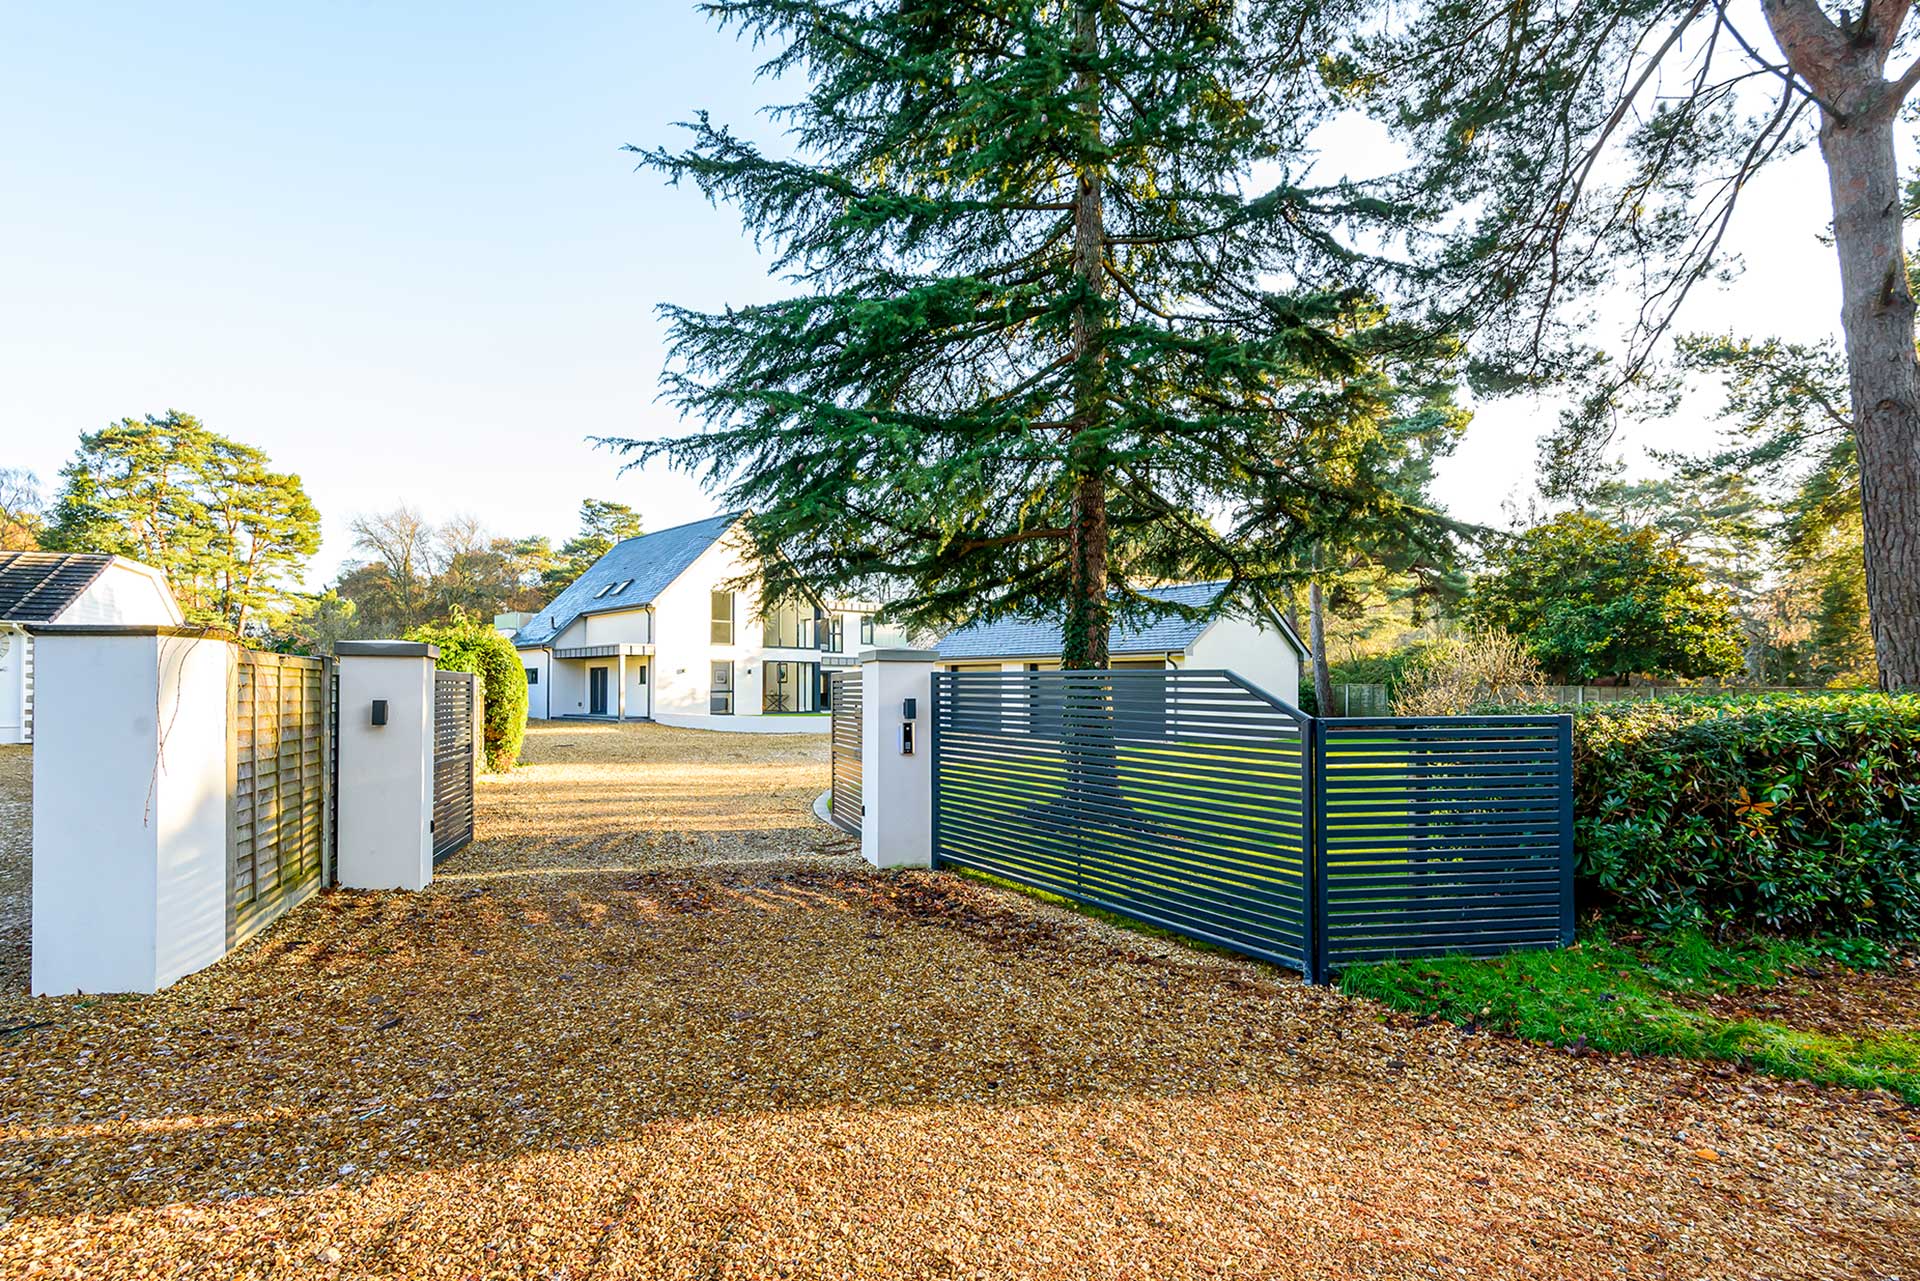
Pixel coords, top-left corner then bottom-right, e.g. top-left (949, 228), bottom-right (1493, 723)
top-left (371, 699), bottom-right (388, 727)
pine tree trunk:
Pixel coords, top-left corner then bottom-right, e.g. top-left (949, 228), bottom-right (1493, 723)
top-left (1309, 578), bottom-right (1333, 713)
top-left (1060, 0), bottom-right (1109, 671)
top-left (1820, 110), bottom-right (1920, 690)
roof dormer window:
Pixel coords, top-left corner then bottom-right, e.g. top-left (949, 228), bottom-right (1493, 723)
top-left (612, 579), bottom-right (634, 595)
top-left (592, 584), bottom-right (613, 599)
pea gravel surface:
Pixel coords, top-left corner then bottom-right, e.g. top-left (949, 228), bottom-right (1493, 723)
top-left (0, 723), bottom-right (1914, 1279)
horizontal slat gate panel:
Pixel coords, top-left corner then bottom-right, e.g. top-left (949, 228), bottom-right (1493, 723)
top-left (829, 672), bottom-right (863, 835)
top-left (1317, 716), bottom-right (1573, 970)
top-left (934, 670), bottom-right (1311, 973)
top-left (432, 671), bottom-right (476, 862)
top-left (229, 651), bottom-right (328, 945)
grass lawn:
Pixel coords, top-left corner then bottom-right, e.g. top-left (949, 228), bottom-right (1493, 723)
top-left (1342, 931), bottom-right (1920, 1103)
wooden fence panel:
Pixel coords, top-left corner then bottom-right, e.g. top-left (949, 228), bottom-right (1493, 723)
top-left (229, 651), bottom-right (330, 945)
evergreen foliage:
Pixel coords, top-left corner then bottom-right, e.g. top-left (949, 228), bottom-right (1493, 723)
top-left (1465, 513), bottom-right (1746, 683)
top-left (45, 412), bottom-right (320, 633)
top-left (407, 611), bottom-right (528, 772)
top-left (1560, 695), bottom-right (1920, 939)
top-left (613, 0), bottom-right (1457, 665)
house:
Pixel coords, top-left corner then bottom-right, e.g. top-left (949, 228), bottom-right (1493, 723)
top-left (511, 513), bottom-right (909, 730)
top-left (0, 551), bottom-right (185, 744)
top-left (933, 581), bottom-right (1306, 706)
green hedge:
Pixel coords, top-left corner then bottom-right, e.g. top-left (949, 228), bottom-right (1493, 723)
top-left (1566, 694), bottom-right (1920, 938)
top-left (406, 613), bottom-right (528, 772)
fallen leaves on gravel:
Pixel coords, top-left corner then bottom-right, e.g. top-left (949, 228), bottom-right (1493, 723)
top-left (0, 726), bottom-right (1914, 1278)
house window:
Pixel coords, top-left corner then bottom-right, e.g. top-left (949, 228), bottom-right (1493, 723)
top-left (635, 662), bottom-right (647, 685)
top-left (525, 667), bottom-right (539, 685)
top-left (819, 615), bottom-right (844, 654)
top-left (860, 616), bottom-right (874, 645)
top-left (762, 661), bottom-right (819, 713)
top-left (710, 660), bottom-right (734, 714)
top-left (711, 591), bottom-right (734, 644)
top-left (593, 584), bottom-right (613, 599)
top-left (761, 597), bottom-right (815, 648)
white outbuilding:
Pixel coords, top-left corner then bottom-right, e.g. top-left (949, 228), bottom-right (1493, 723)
top-left (0, 552), bottom-right (184, 744)
top-left (933, 581), bottom-right (1306, 707)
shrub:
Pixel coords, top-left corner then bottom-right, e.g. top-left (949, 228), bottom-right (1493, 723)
top-left (1566, 694), bottom-right (1920, 938)
top-left (406, 611), bottom-right (528, 771)
top-left (1326, 646), bottom-right (1440, 699)
top-left (1392, 630), bottom-right (1548, 715)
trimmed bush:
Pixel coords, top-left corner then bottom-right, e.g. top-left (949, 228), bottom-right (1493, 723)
top-left (1566, 694), bottom-right (1920, 938)
top-left (406, 612), bottom-right (528, 772)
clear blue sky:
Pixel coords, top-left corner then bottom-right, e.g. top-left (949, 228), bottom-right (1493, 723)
top-left (0, 2), bottom-right (1848, 583)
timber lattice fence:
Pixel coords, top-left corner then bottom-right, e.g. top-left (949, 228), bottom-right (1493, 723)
top-left (931, 669), bottom-right (1573, 982)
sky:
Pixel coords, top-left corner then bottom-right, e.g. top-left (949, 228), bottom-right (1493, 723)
top-left (0, 2), bottom-right (1854, 584)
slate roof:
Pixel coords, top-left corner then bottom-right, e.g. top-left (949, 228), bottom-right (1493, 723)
top-left (512, 513), bottom-right (741, 648)
top-left (0, 552), bottom-right (113, 623)
top-left (935, 581), bottom-right (1279, 660)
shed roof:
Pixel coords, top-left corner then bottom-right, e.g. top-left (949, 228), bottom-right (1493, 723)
top-left (0, 552), bottom-right (115, 623)
top-left (512, 513), bottom-right (741, 648)
top-left (934, 581), bottom-right (1297, 660)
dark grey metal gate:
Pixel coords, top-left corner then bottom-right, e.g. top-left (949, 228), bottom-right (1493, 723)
top-left (1316, 716), bottom-right (1574, 970)
top-left (931, 670), bottom-right (1574, 982)
top-left (432, 670), bottom-right (477, 863)
top-left (932, 669), bottom-right (1313, 971)
top-left (828, 671), bottom-right (863, 835)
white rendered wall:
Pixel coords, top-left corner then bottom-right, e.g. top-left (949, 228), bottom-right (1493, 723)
top-left (0, 627), bottom-right (24, 744)
top-left (334, 652), bottom-right (435, 891)
top-left (32, 631), bottom-right (231, 994)
top-left (60, 562), bottom-right (184, 627)
top-left (860, 650), bottom-right (937, 868)
top-left (580, 608), bottom-right (651, 645)
top-left (651, 530), bottom-right (758, 717)
top-left (520, 649), bottom-right (551, 720)
top-left (624, 658), bottom-right (651, 718)
top-left (1188, 615), bottom-right (1302, 708)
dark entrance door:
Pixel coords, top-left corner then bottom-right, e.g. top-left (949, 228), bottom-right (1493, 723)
top-left (589, 666), bottom-right (609, 715)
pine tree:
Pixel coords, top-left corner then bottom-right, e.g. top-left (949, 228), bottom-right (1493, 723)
top-left (613, 0), bottom-right (1452, 666)
top-left (46, 412), bottom-right (320, 633)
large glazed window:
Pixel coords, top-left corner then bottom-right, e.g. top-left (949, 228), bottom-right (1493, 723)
top-left (761, 597), bottom-right (815, 648)
top-left (710, 591), bottom-right (734, 644)
top-left (762, 660), bottom-right (819, 713)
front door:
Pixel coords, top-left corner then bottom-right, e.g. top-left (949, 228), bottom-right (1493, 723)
top-left (589, 666), bottom-right (609, 716)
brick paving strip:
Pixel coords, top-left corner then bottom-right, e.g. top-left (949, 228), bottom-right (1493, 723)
top-left (0, 727), bottom-right (1913, 1278)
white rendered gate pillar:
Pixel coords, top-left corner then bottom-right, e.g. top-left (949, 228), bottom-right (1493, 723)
top-left (334, 641), bottom-right (438, 891)
top-left (859, 648), bottom-right (938, 869)
top-left (28, 625), bottom-right (233, 995)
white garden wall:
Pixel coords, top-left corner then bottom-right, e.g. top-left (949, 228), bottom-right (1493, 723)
top-left (31, 629), bottom-right (230, 995)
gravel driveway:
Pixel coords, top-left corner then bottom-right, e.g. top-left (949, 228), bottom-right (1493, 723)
top-left (0, 722), bottom-right (1913, 1278)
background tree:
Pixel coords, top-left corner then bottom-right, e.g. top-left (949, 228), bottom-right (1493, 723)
top-left (44, 412), bottom-right (319, 631)
top-left (1296, 383), bottom-right (1474, 709)
top-left (547, 499), bottom-right (644, 591)
top-left (615, 0), bottom-right (1457, 667)
top-left (316, 503), bottom-right (626, 644)
top-left (1353, 1), bottom-right (1920, 689)
top-left (345, 506), bottom-right (438, 631)
top-left (1465, 512), bottom-right (1747, 683)
top-left (0, 469), bottom-right (44, 550)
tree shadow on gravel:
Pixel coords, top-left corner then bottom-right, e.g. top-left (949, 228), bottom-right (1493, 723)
top-left (0, 864), bottom-right (1349, 1221)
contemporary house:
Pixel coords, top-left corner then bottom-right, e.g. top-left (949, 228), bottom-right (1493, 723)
top-left (933, 581), bottom-right (1306, 707)
top-left (512, 513), bottom-right (907, 730)
top-left (0, 551), bottom-right (185, 744)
